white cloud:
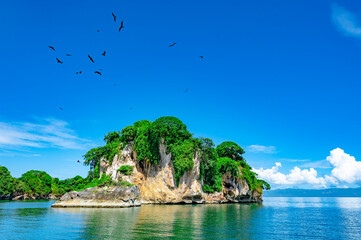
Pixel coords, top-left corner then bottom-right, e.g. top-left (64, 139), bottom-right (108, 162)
top-left (247, 145), bottom-right (277, 154)
top-left (332, 3), bottom-right (361, 39)
top-left (253, 162), bottom-right (327, 188)
top-left (280, 158), bottom-right (310, 162)
top-left (327, 148), bottom-right (361, 184)
top-left (0, 118), bottom-right (91, 150)
top-left (300, 159), bottom-right (332, 169)
top-left (253, 148), bottom-right (361, 189)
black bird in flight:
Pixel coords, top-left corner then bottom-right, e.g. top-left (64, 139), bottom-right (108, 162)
top-left (77, 160), bottom-right (80, 163)
top-left (185, 88), bottom-right (189, 93)
top-left (48, 46), bottom-right (55, 51)
top-left (66, 54), bottom-right (72, 56)
top-left (58, 106), bottom-right (64, 111)
top-left (169, 43), bottom-right (176, 47)
top-left (97, 29), bottom-right (100, 32)
top-left (112, 12), bottom-right (116, 22)
top-left (56, 58), bottom-right (63, 64)
top-left (200, 56), bottom-right (204, 59)
top-left (102, 51), bottom-right (106, 56)
top-left (88, 55), bottom-right (95, 63)
top-left (119, 21), bottom-right (124, 31)
top-left (94, 71), bottom-right (102, 75)
top-left (76, 71), bottom-right (82, 74)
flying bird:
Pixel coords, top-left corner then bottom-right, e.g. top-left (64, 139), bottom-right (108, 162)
top-left (58, 106), bottom-right (64, 111)
top-left (94, 71), bottom-right (102, 75)
top-left (112, 12), bottom-right (116, 22)
top-left (185, 88), bottom-right (189, 93)
top-left (102, 51), bottom-right (106, 56)
top-left (168, 42), bottom-right (176, 47)
top-left (56, 58), bottom-right (63, 64)
top-left (66, 54), bottom-right (72, 56)
top-left (200, 56), bottom-right (204, 59)
top-left (77, 160), bottom-right (80, 163)
top-left (48, 46), bottom-right (55, 51)
top-left (97, 29), bottom-right (100, 32)
top-left (129, 107), bottom-right (133, 110)
top-left (76, 71), bottom-right (82, 74)
top-left (119, 21), bottom-right (124, 31)
top-left (88, 55), bottom-right (95, 63)
top-left (113, 83), bottom-right (117, 86)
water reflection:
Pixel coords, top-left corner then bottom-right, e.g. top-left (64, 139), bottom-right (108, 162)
top-left (335, 198), bottom-right (361, 240)
top-left (56, 207), bottom-right (141, 239)
top-left (69, 204), bottom-right (262, 239)
top-left (335, 197), bottom-right (361, 209)
top-left (2, 199), bottom-right (361, 239)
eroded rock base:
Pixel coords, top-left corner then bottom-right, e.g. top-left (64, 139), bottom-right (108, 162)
top-left (52, 185), bottom-right (141, 208)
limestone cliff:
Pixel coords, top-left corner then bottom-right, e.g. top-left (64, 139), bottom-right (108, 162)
top-left (100, 143), bottom-right (262, 204)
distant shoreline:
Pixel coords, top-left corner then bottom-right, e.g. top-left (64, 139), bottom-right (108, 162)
top-left (263, 187), bottom-right (361, 197)
top-left (0, 194), bottom-right (59, 201)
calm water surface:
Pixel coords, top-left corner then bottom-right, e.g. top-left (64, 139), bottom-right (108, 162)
top-left (1, 197), bottom-right (361, 239)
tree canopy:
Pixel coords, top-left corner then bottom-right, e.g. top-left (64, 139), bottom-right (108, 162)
top-left (216, 141), bottom-right (245, 162)
top-left (0, 166), bottom-right (16, 196)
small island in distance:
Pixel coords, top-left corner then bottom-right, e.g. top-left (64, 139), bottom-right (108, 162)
top-left (0, 116), bottom-right (270, 207)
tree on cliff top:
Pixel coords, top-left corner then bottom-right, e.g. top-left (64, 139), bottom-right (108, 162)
top-left (216, 141), bottom-right (245, 162)
top-left (150, 116), bottom-right (192, 147)
top-left (83, 131), bottom-right (122, 168)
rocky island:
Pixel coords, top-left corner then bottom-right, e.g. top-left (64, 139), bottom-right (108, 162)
top-left (52, 116), bottom-right (270, 207)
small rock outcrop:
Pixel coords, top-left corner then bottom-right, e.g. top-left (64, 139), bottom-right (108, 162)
top-left (52, 185), bottom-right (141, 208)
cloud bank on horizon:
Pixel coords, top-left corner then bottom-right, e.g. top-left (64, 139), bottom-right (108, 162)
top-left (254, 148), bottom-right (361, 189)
top-left (332, 3), bottom-right (361, 39)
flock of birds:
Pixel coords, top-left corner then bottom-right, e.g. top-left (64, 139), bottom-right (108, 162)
top-left (49, 12), bottom-right (204, 114)
top-left (48, 12), bottom-right (125, 81)
top-left (48, 12), bottom-right (205, 163)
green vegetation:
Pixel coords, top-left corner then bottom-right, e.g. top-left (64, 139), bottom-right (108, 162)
top-left (216, 141), bottom-right (245, 162)
top-left (198, 139), bottom-right (269, 193)
top-left (0, 166), bottom-right (16, 196)
top-left (0, 116), bottom-right (270, 199)
top-left (18, 170), bottom-right (52, 196)
top-left (172, 140), bottom-right (195, 184)
top-left (0, 166), bottom-right (127, 198)
top-left (117, 165), bottom-right (134, 175)
top-left (118, 117), bottom-right (195, 185)
top-left (84, 131), bottom-right (121, 169)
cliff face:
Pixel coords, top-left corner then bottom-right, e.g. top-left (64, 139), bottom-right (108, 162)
top-left (99, 143), bottom-right (262, 204)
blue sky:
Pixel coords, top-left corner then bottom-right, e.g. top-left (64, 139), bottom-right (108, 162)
top-left (1, 0), bottom-right (361, 189)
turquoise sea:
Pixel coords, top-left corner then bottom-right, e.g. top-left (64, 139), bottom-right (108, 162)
top-left (1, 197), bottom-right (361, 239)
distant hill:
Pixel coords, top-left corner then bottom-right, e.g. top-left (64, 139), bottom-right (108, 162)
top-left (263, 187), bottom-right (361, 197)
